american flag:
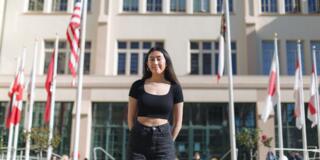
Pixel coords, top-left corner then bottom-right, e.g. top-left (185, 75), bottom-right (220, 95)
top-left (66, 1), bottom-right (82, 85)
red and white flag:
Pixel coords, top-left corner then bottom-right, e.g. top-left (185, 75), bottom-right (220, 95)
top-left (66, 1), bottom-right (82, 85)
top-left (6, 58), bottom-right (25, 127)
top-left (262, 54), bottom-right (278, 122)
top-left (5, 72), bottom-right (19, 128)
top-left (217, 11), bottom-right (226, 81)
top-left (294, 59), bottom-right (304, 129)
top-left (44, 51), bottom-right (55, 123)
top-left (308, 66), bottom-right (318, 127)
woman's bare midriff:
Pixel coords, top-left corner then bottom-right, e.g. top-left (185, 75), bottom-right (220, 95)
top-left (137, 116), bottom-right (168, 127)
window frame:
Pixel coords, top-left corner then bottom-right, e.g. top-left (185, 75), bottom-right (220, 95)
top-left (147, 0), bottom-right (163, 12)
top-left (308, 0), bottom-right (320, 13)
top-left (260, 0), bottom-right (278, 13)
top-left (284, 0), bottom-right (302, 13)
top-left (123, 0), bottom-right (139, 12)
top-left (170, 0), bottom-right (186, 12)
top-left (28, 0), bottom-right (44, 12)
top-left (190, 41), bottom-right (237, 75)
top-left (117, 41), bottom-right (164, 75)
top-left (52, 0), bottom-right (69, 12)
top-left (44, 39), bottom-right (91, 75)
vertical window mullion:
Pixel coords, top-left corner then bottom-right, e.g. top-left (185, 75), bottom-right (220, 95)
top-left (199, 42), bottom-right (203, 75)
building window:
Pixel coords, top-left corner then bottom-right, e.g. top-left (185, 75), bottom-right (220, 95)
top-left (286, 41), bottom-right (305, 75)
top-left (285, 0), bottom-right (301, 13)
top-left (123, 0), bottom-right (138, 12)
top-left (217, 0), bottom-right (234, 13)
top-left (261, 0), bottom-right (278, 13)
top-left (28, 0), bottom-right (44, 11)
top-left (308, 0), bottom-right (320, 13)
top-left (310, 41), bottom-right (320, 75)
top-left (170, 0), bottom-right (186, 12)
top-left (117, 41), bottom-right (164, 75)
top-left (194, 0), bottom-right (210, 13)
top-left (52, 0), bottom-right (68, 12)
top-left (32, 102), bottom-right (73, 155)
top-left (147, 0), bottom-right (162, 12)
top-left (91, 102), bottom-right (129, 160)
top-left (44, 40), bottom-right (91, 75)
top-left (275, 103), bottom-right (318, 151)
top-left (190, 41), bottom-right (237, 75)
top-left (262, 40), bottom-right (275, 75)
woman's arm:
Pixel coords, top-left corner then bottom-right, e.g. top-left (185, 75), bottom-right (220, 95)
top-left (128, 97), bottom-right (138, 130)
top-left (171, 102), bottom-right (183, 141)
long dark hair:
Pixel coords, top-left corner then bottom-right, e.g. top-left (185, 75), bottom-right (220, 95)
top-left (142, 47), bottom-right (180, 85)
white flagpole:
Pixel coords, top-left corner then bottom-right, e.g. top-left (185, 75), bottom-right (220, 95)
top-left (312, 46), bottom-right (320, 150)
top-left (12, 48), bottom-right (26, 160)
top-left (224, 0), bottom-right (237, 159)
top-left (25, 39), bottom-right (39, 160)
top-left (6, 57), bottom-right (21, 160)
top-left (274, 33), bottom-right (284, 159)
top-left (73, 0), bottom-right (88, 159)
top-left (47, 35), bottom-right (59, 160)
top-left (297, 40), bottom-right (308, 159)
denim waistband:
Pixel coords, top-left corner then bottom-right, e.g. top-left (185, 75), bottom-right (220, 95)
top-left (134, 120), bottom-right (170, 132)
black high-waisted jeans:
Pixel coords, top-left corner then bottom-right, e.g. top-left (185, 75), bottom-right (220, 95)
top-left (127, 120), bottom-right (175, 160)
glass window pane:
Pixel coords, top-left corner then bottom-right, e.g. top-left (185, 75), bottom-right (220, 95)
top-left (261, 0), bottom-right (278, 12)
top-left (232, 53), bottom-right (237, 75)
top-left (84, 53), bottom-right (90, 74)
top-left (52, 0), bottom-right (68, 11)
top-left (262, 41), bottom-right (274, 75)
top-left (203, 42), bottom-right (212, 50)
top-left (191, 54), bottom-right (199, 74)
top-left (147, 0), bottom-right (162, 12)
top-left (191, 42), bottom-right (199, 49)
top-left (130, 53), bottom-right (139, 74)
top-left (91, 103), bottom-right (128, 160)
top-left (143, 42), bottom-right (151, 49)
top-left (28, 0), bottom-right (44, 11)
top-left (57, 52), bottom-right (66, 74)
top-left (202, 53), bottom-right (212, 74)
top-left (130, 42), bottom-right (139, 49)
top-left (118, 41), bottom-right (127, 49)
top-left (155, 42), bottom-right (164, 48)
top-left (118, 53), bottom-right (126, 75)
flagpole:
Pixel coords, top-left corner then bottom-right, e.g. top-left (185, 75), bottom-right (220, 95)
top-left (224, 0), bottom-right (237, 159)
top-left (297, 40), bottom-right (308, 159)
top-left (73, 0), bottom-right (88, 159)
top-left (25, 39), bottom-right (39, 160)
top-left (6, 57), bottom-right (21, 160)
top-left (47, 35), bottom-right (59, 160)
top-left (274, 33), bottom-right (284, 159)
top-left (12, 48), bottom-right (26, 160)
top-left (312, 46), bottom-right (320, 150)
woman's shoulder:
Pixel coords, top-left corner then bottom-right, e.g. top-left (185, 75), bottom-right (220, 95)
top-left (131, 79), bottom-right (144, 87)
top-left (171, 82), bottom-right (182, 91)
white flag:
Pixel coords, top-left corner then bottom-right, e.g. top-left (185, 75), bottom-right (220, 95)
top-left (262, 54), bottom-right (278, 122)
top-left (308, 67), bottom-right (318, 127)
top-left (294, 59), bottom-right (304, 129)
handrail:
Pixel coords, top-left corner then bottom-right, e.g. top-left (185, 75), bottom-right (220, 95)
top-left (93, 147), bottom-right (115, 160)
top-left (274, 147), bottom-right (320, 159)
top-left (220, 149), bottom-right (238, 160)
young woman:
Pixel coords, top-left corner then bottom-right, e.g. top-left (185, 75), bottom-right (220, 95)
top-left (127, 47), bottom-right (184, 159)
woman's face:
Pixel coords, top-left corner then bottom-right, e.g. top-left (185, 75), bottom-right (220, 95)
top-left (147, 51), bottom-right (167, 75)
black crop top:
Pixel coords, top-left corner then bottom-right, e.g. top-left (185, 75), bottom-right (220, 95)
top-left (129, 79), bottom-right (184, 120)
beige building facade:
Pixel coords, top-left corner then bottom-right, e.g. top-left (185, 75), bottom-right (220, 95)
top-left (0, 0), bottom-right (320, 159)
